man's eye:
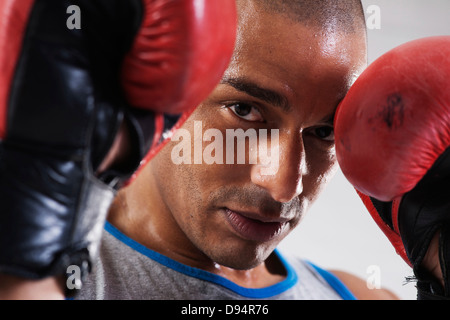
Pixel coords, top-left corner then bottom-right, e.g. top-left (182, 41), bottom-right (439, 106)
top-left (227, 103), bottom-right (264, 122)
top-left (309, 126), bottom-right (335, 142)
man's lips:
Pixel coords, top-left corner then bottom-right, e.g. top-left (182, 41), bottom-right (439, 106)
top-left (223, 208), bottom-right (288, 242)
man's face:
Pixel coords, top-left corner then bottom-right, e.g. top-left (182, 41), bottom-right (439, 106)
top-left (147, 2), bottom-right (367, 270)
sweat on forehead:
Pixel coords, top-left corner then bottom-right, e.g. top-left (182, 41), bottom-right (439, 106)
top-left (241, 0), bottom-right (366, 34)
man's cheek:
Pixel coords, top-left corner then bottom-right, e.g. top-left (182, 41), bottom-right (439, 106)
top-left (308, 159), bottom-right (339, 200)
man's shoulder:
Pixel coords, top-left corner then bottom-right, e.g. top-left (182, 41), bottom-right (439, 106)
top-left (329, 270), bottom-right (400, 300)
top-left (275, 250), bottom-right (354, 300)
top-left (277, 249), bottom-right (399, 300)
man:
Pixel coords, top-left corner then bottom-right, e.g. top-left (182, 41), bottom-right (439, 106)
top-left (77, 0), bottom-right (397, 300)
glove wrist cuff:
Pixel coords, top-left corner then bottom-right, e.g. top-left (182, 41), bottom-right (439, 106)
top-left (0, 146), bottom-right (114, 288)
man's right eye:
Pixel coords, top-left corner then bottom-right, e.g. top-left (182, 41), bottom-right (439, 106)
top-left (307, 125), bottom-right (335, 142)
top-left (226, 103), bottom-right (264, 122)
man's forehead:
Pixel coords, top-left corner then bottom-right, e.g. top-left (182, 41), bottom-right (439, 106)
top-left (237, 0), bottom-right (366, 35)
top-left (234, 1), bottom-right (366, 54)
top-left (230, 17), bottom-right (366, 82)
top-left (234, 0), bottom-right (367, 65)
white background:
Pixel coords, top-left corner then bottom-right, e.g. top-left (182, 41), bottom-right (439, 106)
top-left (279, 0), bottom-right (450, 300)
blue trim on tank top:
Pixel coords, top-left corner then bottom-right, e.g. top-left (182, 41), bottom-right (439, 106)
top-left (306, 261), bottom-right (357, 300)
top-left (105, 221), bottom-right (355, 300)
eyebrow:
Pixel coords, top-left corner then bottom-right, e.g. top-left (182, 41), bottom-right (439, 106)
top-left (220, 77), bottom-right (291, 113)
top-left (321, 111), bottom-right (336, 126)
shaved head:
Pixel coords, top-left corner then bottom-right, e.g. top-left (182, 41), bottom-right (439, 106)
top-left (246, 0), bottom-right (366, 34)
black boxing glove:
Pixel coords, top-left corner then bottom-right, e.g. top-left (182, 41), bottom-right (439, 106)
top-left (0, 0), bottom-right (236, 294)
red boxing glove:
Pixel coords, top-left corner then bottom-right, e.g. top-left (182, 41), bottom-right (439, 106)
top-left (0, 0), bottom-right (236, 294)
top-left (335, 36), bottom-right (450, 299)
top-left (121, 0), bottom-right (237, 180)
top-left (122, 0), bottom-right (238, 182)
top-left (123, 0), bottom-right (236, 115)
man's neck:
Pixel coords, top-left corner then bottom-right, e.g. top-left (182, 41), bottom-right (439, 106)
top-left (205, 254), bottom-right (287, 288)
top-left (107, 192), bottom-right (287, 289)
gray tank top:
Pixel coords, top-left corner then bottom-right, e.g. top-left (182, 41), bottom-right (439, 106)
top-left (75, 222), bottom-right (356, 300)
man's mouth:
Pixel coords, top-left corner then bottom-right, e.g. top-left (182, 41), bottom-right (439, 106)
top-left (223, 208), bottom-right (289, 242)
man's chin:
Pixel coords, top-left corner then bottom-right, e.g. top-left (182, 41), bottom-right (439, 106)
top-left (204, 242), bottom-right (278, 271)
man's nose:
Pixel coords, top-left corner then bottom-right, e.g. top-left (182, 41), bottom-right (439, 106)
top-left (250, 131), bottom-right (306, 203)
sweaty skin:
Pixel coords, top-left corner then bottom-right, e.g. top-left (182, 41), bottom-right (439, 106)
top-left (109, 0), bottom-right (370, 290)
